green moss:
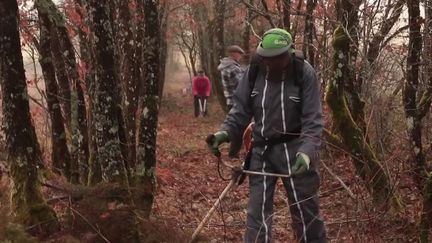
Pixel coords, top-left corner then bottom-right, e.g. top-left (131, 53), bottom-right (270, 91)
top-left (9, 155), bottom-right (58, 234)
top-left (332, 26), bottom-right (350, 51)
top-left (35, 0), bottom-right (66, 27)
top-left (3, 223), bottom-right (39, 243)
top-left (325, 24), bottom-right (397, 207)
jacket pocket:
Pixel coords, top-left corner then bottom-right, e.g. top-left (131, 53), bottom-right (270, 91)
top-left (250, 90), bottom-right (262, 114)
top-left (285, 89), bottom-right (302, 115)
top-left (251, 90), bottom-right (259, 98)
top-left (288, 95), bottom-right (301, 103)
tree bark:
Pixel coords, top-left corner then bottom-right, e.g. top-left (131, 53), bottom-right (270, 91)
top-left (194, 3), bottom-right (211, 76)
top-left (291, 0), bottom-right (303, 41)
top-left (326, 24), bottom-right (397, 208)
top-left (87, 0), bottom-right (129, 185)
top-left (407, 2), bottom-right (432, 238)
top-left (135, 0), bottom-right (161, 217)
top-left (36, 1), bottom-right (72, 179)
top-left (243, 0), bottom-right (254, 60)
top-left (51, 36), bottom-right (72, 131)
top-left (36, 0), bottom-right (89, 184)
top-left (303, 0), bottom-right (317, 66)
top-left (420, 175), bottom-right (432, 242)
top-left (366, 0), bottom-right (405, 64)
top-left (211, 0), bottom-right (228, 111)
top-left (158, 2), bottom-right (170, 99)
top-left (116, 0), bottom-right (137, 171)
top-left (0, 0), bottom-right (58, 233)
top-left (335, 0), bottom-right (366, 132)
top-left (283, 0), bottom-right (291, 31)
top-left (404, 0), bottom-right (424, 188)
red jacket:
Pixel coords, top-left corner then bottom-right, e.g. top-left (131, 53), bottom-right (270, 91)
top-left (192, 74), bottom-right (211, 96)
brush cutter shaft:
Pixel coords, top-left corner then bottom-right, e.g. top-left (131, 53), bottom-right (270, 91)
top-left (189, 178), bottom-right (236, 243)
top-left (220, 158), bottom-right (292, 178)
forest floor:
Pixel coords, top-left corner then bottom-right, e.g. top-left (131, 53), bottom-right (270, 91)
top-left (0, 70), bottom-right (425, 242)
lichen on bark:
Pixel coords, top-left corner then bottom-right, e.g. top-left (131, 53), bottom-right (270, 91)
top-left (326, 25), bottom-right (398, 208)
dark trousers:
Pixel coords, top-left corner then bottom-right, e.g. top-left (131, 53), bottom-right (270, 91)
top-left (194, 96), bottom-right (208, 117)
top-left (244, 142), bottom-right (326, 243)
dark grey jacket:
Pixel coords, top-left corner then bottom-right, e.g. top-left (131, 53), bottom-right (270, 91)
top-left (220, 60), bottom-right (323, 158)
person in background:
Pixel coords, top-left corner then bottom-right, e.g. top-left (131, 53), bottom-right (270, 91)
top-left (218, 45), bottom-right (245, 110)
top-left (192, 70), bottom-right (211, 117)
top-left (217, 45), bottom-right (246, 157)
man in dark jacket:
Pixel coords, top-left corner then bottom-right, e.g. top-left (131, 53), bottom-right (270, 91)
top-left (207, 28), bottom-right (326, 243)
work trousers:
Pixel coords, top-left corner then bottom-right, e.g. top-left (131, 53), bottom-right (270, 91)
top-left (194, 96), bottom-right (208, 117)
top-left (244, 141), bottom-right (326, 243)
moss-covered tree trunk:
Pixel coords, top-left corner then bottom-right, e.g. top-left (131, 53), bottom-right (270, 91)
top-left (0, 0), bottom-right (58, 233)
top-left (56, 22), bottom-right (88, 185)
top-left (135, 0), bottom-right (160, 217)
top-left (335, 0), bottom-right (366, 132)
top-left (87, 0), bottom-right (129, 185)
top-left (37, 4), bottom-right (72, 179)
top-left (325, 25), bottom-right (396, 207)
top-left (36, 0), bottom-right (89, 184)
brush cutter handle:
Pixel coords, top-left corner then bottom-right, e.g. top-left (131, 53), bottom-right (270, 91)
top-left (190, 177), bottom-right (238, 243)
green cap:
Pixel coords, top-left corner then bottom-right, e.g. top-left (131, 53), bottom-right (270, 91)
top-left (256, 28), bottom-right (294, 57)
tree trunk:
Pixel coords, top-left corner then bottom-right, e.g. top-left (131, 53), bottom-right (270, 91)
top-left (36, 2), bottom-right (72, 179)
top-left (135, 0), bottom-right (161, 217)
top-left (243, 0), bottom-right (254, 61)
top-left (195, 3), bottom-right (210, 75)
top-left (335, 0), bottom-right (366, 132)
top-left (211, 0), bottom-right (228, 111)
top-left (51, 36), bottom-right (72, 131)
top-left (413, 0), bottom-right (432, 237)
top-left (117, 0), bottom-right (138, 170)
top-left (37, 0), bottom-right (89, 183)
top-left (291, 0), bottom-right (303, 41)
top-left (158, 2), bottom-right (170, 99)
top-left (283, 0), bottom-right (291, 31)
top-left (404, 0), bottom-right (425, 189)
top-left (87, 96), bottom-right (102, 185)
top-left (87, 0), bottom-right (129, 185)
top-left (366, 0), bottom-right (405, 64)
top-left (326, 24), bottom-right (397, 208)
top-left (303, 0), bottom-right (317, 66)
top-left (0, 0), bottom-right (58, 233)
top-left (56, 25), bottom-right (88, 185)
top-left (420, 175), bottom-right (432, 242)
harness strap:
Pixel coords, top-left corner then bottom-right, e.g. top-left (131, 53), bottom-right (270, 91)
top-left (252, 131), bottom-right (300, 148)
